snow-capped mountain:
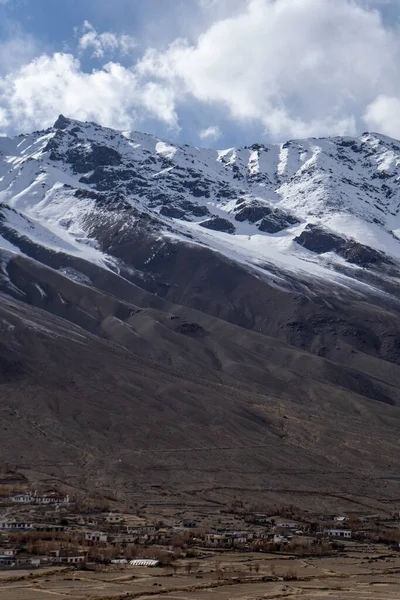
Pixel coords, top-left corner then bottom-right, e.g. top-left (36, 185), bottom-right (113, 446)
top-left (2, 115), bottom-right (400, 298)
top-left (2, 114), bottom-right (400, 369)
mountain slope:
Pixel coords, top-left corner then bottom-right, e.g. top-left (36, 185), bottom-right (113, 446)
top-left (1, 284), bottom-right (400, 511)
top-left (1, 117), bottom-right (400, 509)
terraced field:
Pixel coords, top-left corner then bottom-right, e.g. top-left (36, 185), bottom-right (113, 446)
top-left (1, 548), bottom-right (400, 599)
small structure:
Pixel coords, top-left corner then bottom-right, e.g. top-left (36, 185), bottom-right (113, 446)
top-left (11, 491), bottom-right (69, 505)
top-left (105, 513), bottom-right (124, 524)
top-left (34, 524), bottom-right (66, 533)
top-left (0, 555), bottom-right (15, 567)
top-left (130, 559), bottom-right (160, 567)
top-left (325, 529), bottom-right (351, 539)
top-left (9, 494), bottom-right (32, 504)
top-left (127, 525), bottom-right (156, 535)
top-left (49, 550), bottom-right (86, 564)
top-left (85, 532), bottom-right (108, 543)
top-left (0, 521), bottom-right (33, 530)
top-left (0, 549), bottom-right (16, 557)
top-left (0, 555), bottom-right (41, 568)
top-left (111, 558), bottom-right (128, 564)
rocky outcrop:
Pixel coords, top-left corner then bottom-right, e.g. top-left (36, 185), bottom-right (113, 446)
top-left (199, 217), bottom-right (235, 233)
top-left (234, 202), bottom-right (272, 223)
top-left (53, 114), bottom-right (71, 130)
top-left (160, 206), bottom-right (186, 219)
top-left (295, 224), bottom-right (393, 267)
top-left (66, 145), bottom-right (122, 174)
top-left (258, 211), bottom-right (300, 233)
top-left (234, 201), bottom-right (300, 233)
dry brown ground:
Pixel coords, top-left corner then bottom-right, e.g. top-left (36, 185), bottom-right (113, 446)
top-left (2, 288), bottom-right (400, 513)
top-left (1, 548), bottom-right (400, 600)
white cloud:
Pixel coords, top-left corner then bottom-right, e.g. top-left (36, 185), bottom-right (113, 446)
top-left (199, 125), bottom-right (221, 141)
top-left (2, 2), bottom-right (400, 141)
top-left (137, 0), bottom-right (400, 139)
top-left (0, 35), bottom-right (39, 76)
top-left (0, 53), bottom-right (177, 132)
top-left (78, 21), bottom-right (136, 59)
top-left (364, 95), bottom-right (400, 138)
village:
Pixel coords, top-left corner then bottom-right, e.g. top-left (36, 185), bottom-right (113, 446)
top-left (1, 484), bottom-right (399, 571)
top-left (0, 474), bottom-right (400, 599)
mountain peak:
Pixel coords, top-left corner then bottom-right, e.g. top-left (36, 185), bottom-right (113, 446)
top-left (53, 114), bottom-right (71, 130)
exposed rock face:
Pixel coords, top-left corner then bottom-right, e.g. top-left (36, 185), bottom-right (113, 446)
top-left (258, 211), bottom-right (300, 233)
top-left (66, 145), bottom-right (122, 173)
top-left (234, 201), bottom-right (300, 233)
top-left (341, 242), bottom-right (390, 267)
top-left (199, 217), bottom-right (236, 233)
top-left (53, 114), bottom-right (70, 130)
top-left (294, 224), bottom-right (344, 253)
top-left (160, 206), bottom-right (185, 219)
top-left (234, 202), bottom-right (273, 223)
top-left (175, 322), bottom-right (207, 336)
top-left (294, 224), bottom-right (392, 267)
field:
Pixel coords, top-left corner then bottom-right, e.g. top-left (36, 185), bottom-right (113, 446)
top-left (1, 546), bottom-right (400, 599)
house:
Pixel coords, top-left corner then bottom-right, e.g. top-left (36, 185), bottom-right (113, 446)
top-left (11, 491), bottom-right (69, 504)
top-left (232, 532), bottom-right (254, 545)
top-left (9, 494), bottom-right (32, 504)
top-left (111, 534), bottom-right (136, 545)
top-left (0, 521), bottom-right (33, 530)
top-left (0, 555), bottom-right (41, 568)
top-left (111, 558), bottom-right (128, 564)
top-left (205, 534), bottom-right (225, 546)
top-left (30, 558), bottom-right (41, 567)
top-left (126, 525), bottom-right (156, 537)
top-left (325, 529), bottom-right (351, 539)
top-left (153, 528), bottom-right (171, 543)
top-left (63, 555), bottom-right (86, 565)
top-left (105, 513), bottom-right (124, 524)
top-left (15, 556), bottom-right (41, 567)
top-left (49, 550), bottom-right (86, 564)
top-left (34, 524), bottom-right (66, 533)
top-left (85, 532), bottom-right (108, 543)
top-left (0, 549), bottom-right (16, 556)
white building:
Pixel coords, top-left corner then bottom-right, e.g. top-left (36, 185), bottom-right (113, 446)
top-left (11, 491), bottom-right (69, 505)
top-left (0, 522), bottom-right (33, 530)
top-left (0, 555), bottom-right (40, 567)
top-left (325, 529), bottom-right (351, 539)
top-left (85, 532), bottom-right (108, 543)
top-left (49, 550), bottom-right (85, 564)
top-left (105, 513), bottom-right (124, 524)
top-left (130, 559), bottom-right (159, 567)
top-left (111, 558), bottom-right (128, 564)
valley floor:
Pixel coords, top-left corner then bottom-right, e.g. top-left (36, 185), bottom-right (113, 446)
top-left (1, 547), bottom-right (400, 599)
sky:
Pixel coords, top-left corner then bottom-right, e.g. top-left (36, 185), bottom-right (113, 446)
top-left (1, 0), bottom-right (400, 147)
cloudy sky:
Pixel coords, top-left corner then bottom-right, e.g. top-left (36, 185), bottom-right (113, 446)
top-left (0, 0), bottom-right (400, 147)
